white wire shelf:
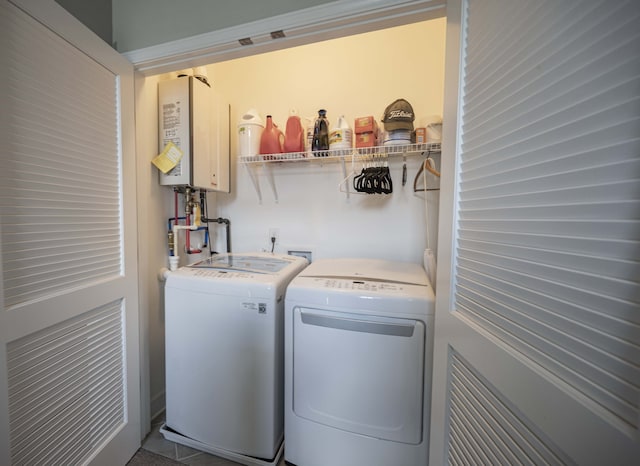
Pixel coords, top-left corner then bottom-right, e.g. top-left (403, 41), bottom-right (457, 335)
top-left (239, 142), bottom-right (441, 164)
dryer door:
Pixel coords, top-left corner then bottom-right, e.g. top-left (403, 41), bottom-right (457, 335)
top-left (293, 307), bottom-right (425, 444)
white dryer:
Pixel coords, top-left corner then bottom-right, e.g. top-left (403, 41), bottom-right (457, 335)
top-left (284, 258), bottom-right (435, 466)
top-left (161, 253), bottom-right (308, 466)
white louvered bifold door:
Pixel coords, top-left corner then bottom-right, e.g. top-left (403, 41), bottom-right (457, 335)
top-left (430, 1), bottom-right (640, 465)
top-left (0, 1), bottom-right (140, 465)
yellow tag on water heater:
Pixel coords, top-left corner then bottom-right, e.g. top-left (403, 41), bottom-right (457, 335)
top-left (152, 142), bottom-right (183, 173)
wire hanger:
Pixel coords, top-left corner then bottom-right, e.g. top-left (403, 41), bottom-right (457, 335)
top-left (413, 151), bottom-right (440, 192)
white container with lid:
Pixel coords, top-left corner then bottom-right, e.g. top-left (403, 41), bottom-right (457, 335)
top-left (238, 109), bottom-right (264, 157)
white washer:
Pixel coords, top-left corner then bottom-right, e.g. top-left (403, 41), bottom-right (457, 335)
top-left (284, 258), bottom-right (435, 466)
top-left (161, 252), bottom-right (308, 466)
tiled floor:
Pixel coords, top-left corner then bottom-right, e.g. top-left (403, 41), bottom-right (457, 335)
top-left (141, 413), bottom-right (287, 466)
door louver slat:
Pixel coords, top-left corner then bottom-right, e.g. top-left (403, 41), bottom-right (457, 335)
top-left (7, 301), bottom-right (125, 465)
top-left (455, 0), bottom-right (640, 431)
top-left (447, 352), bottom-right (573, 465)
top-left (3, 3), bottom-right (123, 309)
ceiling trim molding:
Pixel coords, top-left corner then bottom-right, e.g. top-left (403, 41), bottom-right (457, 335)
top-left (122, 0), bottom-right (446, 76)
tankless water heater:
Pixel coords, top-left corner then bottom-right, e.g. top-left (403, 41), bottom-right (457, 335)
top-left (158, 76), bottom-right (230, 192)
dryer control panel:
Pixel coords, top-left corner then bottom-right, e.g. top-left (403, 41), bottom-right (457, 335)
top-left (318, 278), bottom-right (406, 293)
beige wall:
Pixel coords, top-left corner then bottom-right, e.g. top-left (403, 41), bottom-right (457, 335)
top-left (212, 20), bottom-right (444, 139)
top-left (208, 18), bottom-right (446, 258)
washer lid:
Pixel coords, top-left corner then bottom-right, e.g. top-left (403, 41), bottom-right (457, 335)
top-left (297, 257), bottom-right (428, 286)
top-left (189, 252), bottom-right (302, 274)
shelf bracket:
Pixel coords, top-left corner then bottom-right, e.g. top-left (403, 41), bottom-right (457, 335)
top-left (263, 162), bottom-right (279, 203)
top-left (243, 163), bottom-right (263, 204)
top-left (341, 156), bottom-right (350, 199)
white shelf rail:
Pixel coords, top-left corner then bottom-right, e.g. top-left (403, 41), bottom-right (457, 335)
top-left (239, 142), bottom-right (441, 164)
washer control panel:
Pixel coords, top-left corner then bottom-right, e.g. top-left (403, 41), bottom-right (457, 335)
top-left (191, 269), bottom-right (254, 280)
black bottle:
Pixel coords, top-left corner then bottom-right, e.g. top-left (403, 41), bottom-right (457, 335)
top-left (312, 109), bottom-right (329, 156)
